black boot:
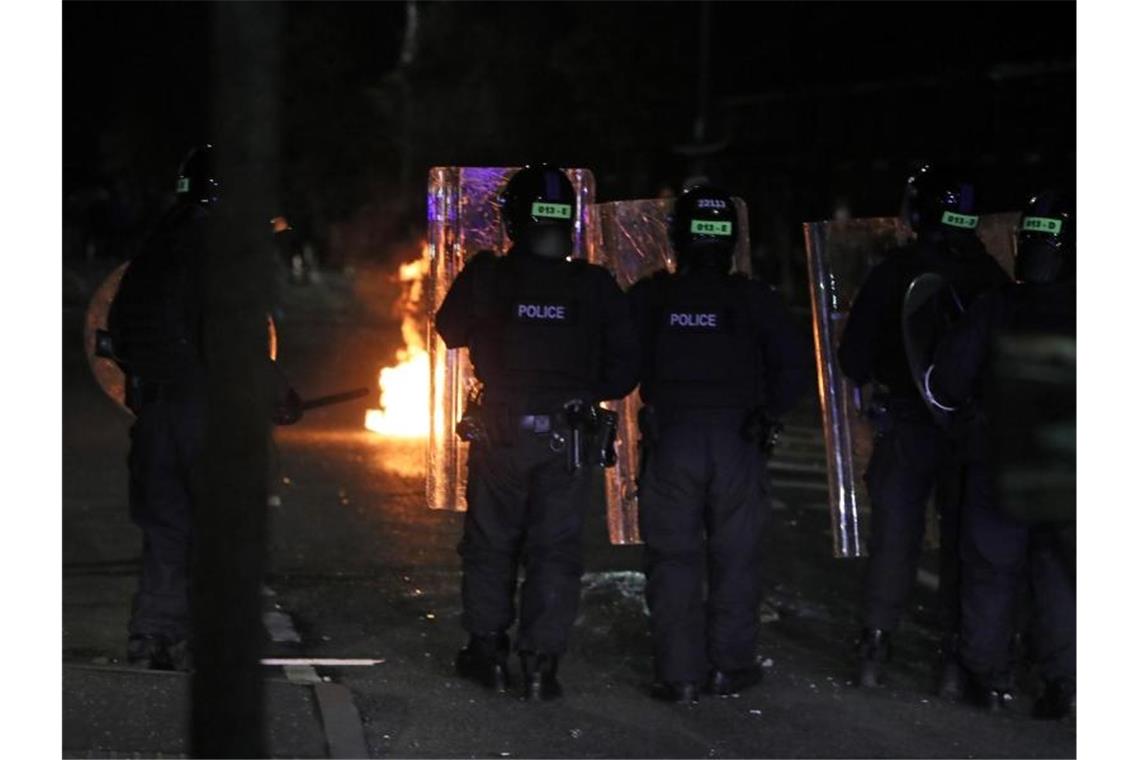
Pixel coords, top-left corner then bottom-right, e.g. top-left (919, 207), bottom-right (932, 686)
top-left (127, 634), bottom-right (173, 670)
top-left (651, 681), bottom-right (700, 704)
top-left (455, 633), bottom-right (511, 693)
top-left (706, 666), bottom-right (764, 697)
top-left (938, 658), bottom-right (965, 701)
top-left (965, 671), bottom-right (1013, 713)
top-left (1033, 679), bottom-right (1075, 720)
top-left (520, 653), bottom-right (562, 700)
top-left (857, 628), bottom-right (892, 688)
top-left (166, 639), bottom-right (193, 672)
top-left (937, 635), bottom-right (964, 700)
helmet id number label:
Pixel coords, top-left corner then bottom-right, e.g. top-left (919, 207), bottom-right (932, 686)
top-left (690, 220), bottom-right (733, 236)
top-left (940, 211), bottom-right (979, 229)
top-left (1021, 216), bottom-right (1063, 235)
top-left (531, 202), bottom-right (572, 219)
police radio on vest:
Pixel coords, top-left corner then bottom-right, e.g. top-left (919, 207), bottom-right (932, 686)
top-left (669, 312), bottom-right (718, 328)
top-left (518, 303), bottom-right (567, 320)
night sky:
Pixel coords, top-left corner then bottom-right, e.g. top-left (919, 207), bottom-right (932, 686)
top-left (63, 1), bottom-right (1076, 270)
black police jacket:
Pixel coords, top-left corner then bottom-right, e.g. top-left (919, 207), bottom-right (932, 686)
top-left (108, 202), bottom-right (209, 385)
top-left (929, 280), bottom-right (1076, 410)
top-left (627, 268), bottom-right (811, 415)
top-left (434, 247), bottom-right (639, 411)
top-left (837, 235), bottom-right (1010, 399)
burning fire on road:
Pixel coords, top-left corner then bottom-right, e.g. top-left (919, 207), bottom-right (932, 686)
top-left (364, 244), bottom-right (431, 439)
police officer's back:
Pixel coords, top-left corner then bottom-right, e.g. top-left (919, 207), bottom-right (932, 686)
top-left (106, 146), bottom-right (218, 669)
top-left (435, 165), bottom-right (638, 700)
top-left (838, 169), bottom-right (1009, 397)
top-left (628, 186), bottom-right (811, 703)
top-left (928, 192), bottom-right (1076, 413)
top-left (836, 165), bottom-right (1010, 693)
top-left (927, 191), bottom-right (1076, 717)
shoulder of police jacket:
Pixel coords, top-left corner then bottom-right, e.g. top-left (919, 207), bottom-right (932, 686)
top-left (572, 258), bottom-right (606, 273)
top-left (861, 246), bottom-right (914, 283)
top-left (626, 268), bottom-right (670, 294)
top-left (574, 259), bottom-right (622, 286)
top-left (730, 271), bottom-right (769, 290)
top-left (467, 249), bottom-right (498, 268)
top-left (884, 241), bottom-right (921, 263)
top-left (630, 267), bottom-right (672, 287)
top-left (739, 277), bottom-right (789, 315)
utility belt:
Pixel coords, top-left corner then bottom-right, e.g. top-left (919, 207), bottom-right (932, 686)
top-left (457, 389), bottom-right (618, 474)
top-left (860, 387), bottom-right (938, 436)
top-left (125, 375), bottom-right (202, 413)
top-left (637, 404), bottom-right (783, 457)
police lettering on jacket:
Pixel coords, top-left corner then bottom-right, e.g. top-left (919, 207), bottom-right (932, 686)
top-left (665, 310), bottom-right (723, 330)
top-left (514, 302), bottom-right (572, 323)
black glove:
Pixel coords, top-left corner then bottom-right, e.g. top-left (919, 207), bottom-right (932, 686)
top-left (741, 408), bottom-right (783, 457)
top-left (273, 387), bottom-right (303, 426)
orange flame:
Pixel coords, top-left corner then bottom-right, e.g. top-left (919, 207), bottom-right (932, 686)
top-left (364, 244), bottom-right (431, 438)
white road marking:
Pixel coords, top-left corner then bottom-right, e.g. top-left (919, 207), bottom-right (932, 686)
top-left (262, 658), bottom-right (386, 667)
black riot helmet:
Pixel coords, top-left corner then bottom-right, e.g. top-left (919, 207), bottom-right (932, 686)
top-left (669, 185), bottom-right (738, 274)
top-left (175, 144), bottom-right (220, 208)
top-left (900, 163), bottom-right (979, 238)
top-left (499, 164), bottom-right (576, 259)
top-left (1015, 190), bottom-right (1075, 284)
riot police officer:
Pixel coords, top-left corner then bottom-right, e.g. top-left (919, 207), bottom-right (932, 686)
top-left (628, 186), bottom-right (811, 703)
top-left (926, 190), bottom-right (1076, 716)
top-left (108, 145), bottom-right (218, 670)
top-left (434, 164), bottom-right (639, 700)
top-left (837, 165), bottom-right (1010, 692)
top-left (107, 146), bottom-right (300, 670)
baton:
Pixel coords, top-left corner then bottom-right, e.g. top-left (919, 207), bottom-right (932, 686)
top-left (299, 387), bottom-right (372, 411)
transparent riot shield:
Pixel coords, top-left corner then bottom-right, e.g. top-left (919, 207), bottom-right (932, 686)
top-left (425, 167), bottom-right (597, 511)
top-left (976, 212), bottom-right (1019, 277)
top-left (84, 262), bottom-right (132, 412)
top-left (802, 213), bottom-right (1017, 558)
top-left (593, 197), bottom-right (751, 545)
top-left (84, 261), bottom-right (277, 415)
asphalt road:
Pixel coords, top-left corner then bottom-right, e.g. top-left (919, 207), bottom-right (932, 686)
top-left (62, 264), bottom-right (1076, 758)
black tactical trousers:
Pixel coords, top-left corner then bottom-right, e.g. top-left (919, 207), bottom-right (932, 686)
top-left (459, 430), bottom-right (592, 655)
top-left (638, 408), bottom-right (771, 684)
top-left (960, 496), bottom-right (1076, 689)
top-left (862, 407), bottom-right (968, 636)
top-left (127, 396), bottom-right (205, 641)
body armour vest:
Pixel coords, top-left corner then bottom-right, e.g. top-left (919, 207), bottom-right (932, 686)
top-left (468, 252), bottom-right (601, 407)
top-left (640, 271), bottom-right (762, 408)
top-left (870, 238), bottom-right (1009, 398)
top-left (108, 204), bottom-right (207, 384)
